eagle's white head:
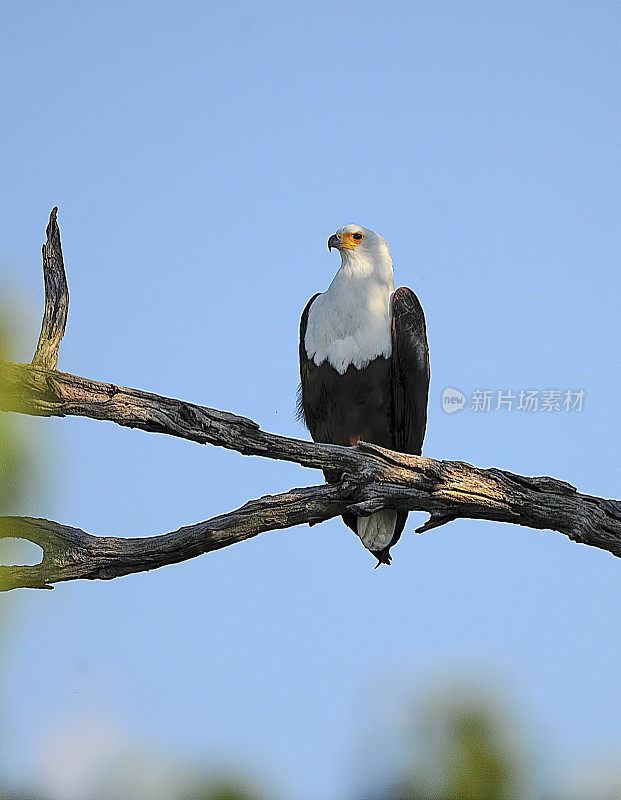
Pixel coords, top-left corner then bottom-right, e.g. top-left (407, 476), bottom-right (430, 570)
top-left (327, 224), bottom-right (392, 267)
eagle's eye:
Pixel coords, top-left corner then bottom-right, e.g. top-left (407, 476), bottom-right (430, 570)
top-left (352, 233), bottom-right (363, 240)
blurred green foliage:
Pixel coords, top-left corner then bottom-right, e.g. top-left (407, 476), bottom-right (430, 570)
top-left (186, 780), bottom-right (269, 800)
top-left (0, 698), bottom-right (549, 800)
top-left (0, 316), bottom-right (32, 599)
top-left (442, 705), bottom-right (519, 800)
top-left (0, 322), bottom-right (26, 516)
top-left (385, 698), bottom-right (525, 800)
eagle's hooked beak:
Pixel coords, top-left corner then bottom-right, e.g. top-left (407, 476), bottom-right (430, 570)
top-left (327, 233), bottom-right (341, 252)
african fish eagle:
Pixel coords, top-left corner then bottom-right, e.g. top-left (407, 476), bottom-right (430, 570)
top-left (298, 225), bottom-right (430, 565)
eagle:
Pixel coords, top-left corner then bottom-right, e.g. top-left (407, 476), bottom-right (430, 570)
top-left (298, 225), bottom-right (430, 565)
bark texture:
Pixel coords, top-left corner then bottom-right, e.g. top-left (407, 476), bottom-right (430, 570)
top-left (31, 207), bottom-right (68, 370)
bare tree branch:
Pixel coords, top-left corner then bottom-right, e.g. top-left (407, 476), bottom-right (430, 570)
top-left (31, 207), bottom-right (68, 370)
top-left (0, 483), bottom-right (347, 590)
top-left (0, 359), bottom-right (354, 474)
top-left (0, 436), bottom-right (619, 590)
top-left (0, 209), bottom-right (619, 591)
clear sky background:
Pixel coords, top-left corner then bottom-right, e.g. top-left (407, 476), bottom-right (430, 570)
top-left (1, 2), bottom-right (619, 798)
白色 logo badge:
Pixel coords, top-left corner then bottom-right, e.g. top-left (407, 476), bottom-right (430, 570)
top-left (442, 387), bottom-right (466, 414)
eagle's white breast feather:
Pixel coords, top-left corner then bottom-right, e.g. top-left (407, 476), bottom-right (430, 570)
top-left (304, 226), bottom-right (395, 375)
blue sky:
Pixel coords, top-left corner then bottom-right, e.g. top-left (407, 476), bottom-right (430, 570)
top-left (1, 2), bottom-right (619, 798)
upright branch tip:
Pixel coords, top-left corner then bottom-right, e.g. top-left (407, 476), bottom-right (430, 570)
top-left (31, 206), bottom-right (69, 370)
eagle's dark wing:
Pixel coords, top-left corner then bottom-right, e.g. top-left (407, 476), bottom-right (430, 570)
top-left (297, 293), bottom-right (321, 432)
top-left (391, 287), bottom-right (430, 456)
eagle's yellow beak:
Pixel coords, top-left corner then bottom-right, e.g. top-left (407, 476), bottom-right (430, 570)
top-left (328, 231), bottom-right (363, 252)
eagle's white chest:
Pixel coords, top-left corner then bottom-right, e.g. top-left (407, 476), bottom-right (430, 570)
top-left (304, 261), bottom-right (394, 375)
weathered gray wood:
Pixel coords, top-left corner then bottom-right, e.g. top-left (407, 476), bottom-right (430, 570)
top-left (0, 436), bottom-right (619, 590)
top-left (0, 207), bottom-right (618, 591)
top-left (0, 483), bottom-right (348, 590)
top-left (31, 207), bottom-right (68, 370)
top-left (0, 359), bottom-right (357, 475)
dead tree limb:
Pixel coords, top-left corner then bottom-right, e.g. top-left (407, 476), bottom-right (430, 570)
top-left (0, 209), bottom-right (619, 591)
top-left (0, 483), bottom-right (346, 590)
top-left (31, 207), bottom-right (68, 370)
